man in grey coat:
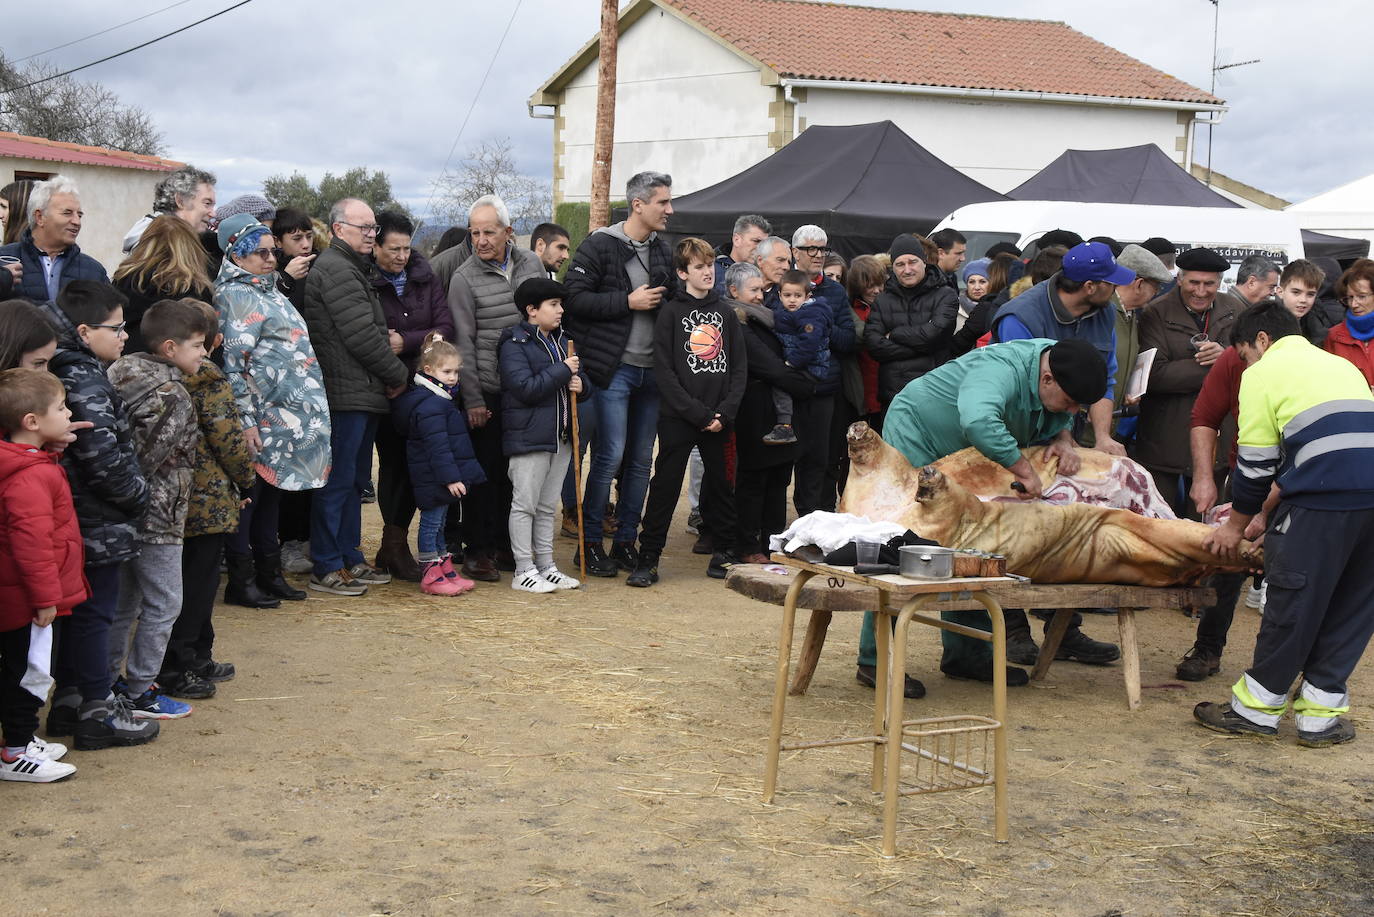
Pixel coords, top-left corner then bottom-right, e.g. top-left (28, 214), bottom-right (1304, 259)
top-left (446, 194), bottom-right (546, 582)
top-left (301, 197), bottom-right (409, 596)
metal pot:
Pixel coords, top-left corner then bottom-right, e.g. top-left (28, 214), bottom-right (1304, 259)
top-left (899, 545), bottom-right (955, 579)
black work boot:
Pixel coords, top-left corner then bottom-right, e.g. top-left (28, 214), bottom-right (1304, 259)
top-left (255, 550), bottom-right (307, 601)
top-left (626, 551), bottom-right (661, 587)
top-left (1054, 627), bottom-right (1121, 665)
top-left (1005, 622), bottom-right (1039, 666)
top-left (223, 552), bottom-right (281, 609)
top-left (609, 541), bottom-right (640, 572)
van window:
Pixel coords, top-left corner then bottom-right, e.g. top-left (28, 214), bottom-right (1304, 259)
top-left (962, 232), bottom-right (1020, 260)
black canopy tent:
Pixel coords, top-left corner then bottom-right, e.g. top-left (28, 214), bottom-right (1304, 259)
top-left (1300, 228), bottom-right (1370, 264)
top-left (643, 121), bottom-right (1007, 259)
top-left (1010, 144), bottom-right (1243, 208)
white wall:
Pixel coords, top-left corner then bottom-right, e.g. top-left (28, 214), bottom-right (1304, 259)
top-left (2, 157), bottom-right (166, 271)
top-left (797, 89), bottom-right (1186, 194)
top-left (556, 7), bottom-right (775, 204)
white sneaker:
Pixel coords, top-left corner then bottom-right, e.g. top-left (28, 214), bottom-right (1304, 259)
top-left (26, 738), bottom-right (67, 761)
top-left (538, 565), bottom-right (581, 590)
top-left (512, 569), bottom-right (556, 593)
top-left (0, 750), bottom-right (76, 783)
top-left (1244, 583), bottom-right (1263, 609)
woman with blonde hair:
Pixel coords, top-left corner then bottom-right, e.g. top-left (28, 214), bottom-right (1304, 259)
top-left (113, 214), bottom-right (212, 353)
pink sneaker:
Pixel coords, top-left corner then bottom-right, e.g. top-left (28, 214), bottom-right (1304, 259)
top-left (421, 561), bottom-right (463, 596)
top-left (439, 554), bottom-right (476, 594)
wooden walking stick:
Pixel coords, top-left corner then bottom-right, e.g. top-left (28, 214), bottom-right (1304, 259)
top-left (568, 341), bottom-right (587, 580)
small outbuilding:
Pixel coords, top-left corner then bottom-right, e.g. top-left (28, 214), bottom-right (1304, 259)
top-left (0, 130), bottom-right (184, 270)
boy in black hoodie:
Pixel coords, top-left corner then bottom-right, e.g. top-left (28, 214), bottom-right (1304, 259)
top-left (628, 238), bottom-right (747, 586)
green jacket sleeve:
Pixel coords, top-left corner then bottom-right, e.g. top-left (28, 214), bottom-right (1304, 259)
top-left (955, 362), bottom-right (1023, 467)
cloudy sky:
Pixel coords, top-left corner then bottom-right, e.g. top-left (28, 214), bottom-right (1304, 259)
top-left (5, 0), bottom-right (1371, 220)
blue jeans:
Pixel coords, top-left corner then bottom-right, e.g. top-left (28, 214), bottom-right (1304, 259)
top-left (312, 411), bottom-right (378, 576)
top-left (55, 562), bottom-right (120, 703)
top-left (582, 364), bottom-right (658, 544)
top-left (417, 506), bottom-right (448, 558)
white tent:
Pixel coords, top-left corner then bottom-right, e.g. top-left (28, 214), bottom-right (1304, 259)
top-left (1287, 172), bottom-right (1374, 248)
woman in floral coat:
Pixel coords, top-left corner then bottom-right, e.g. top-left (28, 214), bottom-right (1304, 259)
top-left (213, 214), bottom-right (331, 606)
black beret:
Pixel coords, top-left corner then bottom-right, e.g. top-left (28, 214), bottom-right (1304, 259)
top-left (1175, 247), bottom-right (1231, 273)
top-left (515, 277), bottom-right (568, 311)
top-left (1087, 235), bottom-right (1124, 257)
top-left (1047, 339), bottom-right (1109, 407)
top-left (1039, 229), bottom-right (1084, 249)
top-left (1140, 237), bottom-right (1176, 257)
top-left (985, 241), bottom-right (1022, 259)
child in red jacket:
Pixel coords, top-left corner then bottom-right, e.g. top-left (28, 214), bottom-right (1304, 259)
top-left (0, 368), bottom-right (90, 782)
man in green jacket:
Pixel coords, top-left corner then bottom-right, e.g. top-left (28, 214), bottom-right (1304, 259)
top-left (856, 338), bottom-right (1111, 694)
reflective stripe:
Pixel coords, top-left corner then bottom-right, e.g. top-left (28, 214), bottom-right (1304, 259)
top-left (1293, 432), bottom-right (1374, 468)
top-left (1237, 444), bottom-right (1280, 462)
top-left (1297, 714), bottom-right (1341, 733)
top-left (1293, 679), bottom-right (1349, 715)
top-left (1282, 399), bottom-right (1374, 441)
top-left (1231, 673), bottom-right (1288, 728)
top-left (1236, 460), bottom-right (1278, 480)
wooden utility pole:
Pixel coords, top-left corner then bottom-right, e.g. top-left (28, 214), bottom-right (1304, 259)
top-left (588, 0), bottom-right (619, 231)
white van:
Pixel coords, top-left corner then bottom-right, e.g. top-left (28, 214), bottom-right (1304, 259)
top-left (932, 200), bottom-right (1306, 283)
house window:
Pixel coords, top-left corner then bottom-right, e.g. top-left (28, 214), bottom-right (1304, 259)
top-left (12, 170), bottom-right (53, 182)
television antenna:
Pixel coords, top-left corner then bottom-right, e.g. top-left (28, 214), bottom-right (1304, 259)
top-left (1204, 0), bottom-right (1260, 187)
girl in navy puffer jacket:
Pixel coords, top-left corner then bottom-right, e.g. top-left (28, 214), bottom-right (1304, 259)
top-left (391, 335), bottom-right (486, 596)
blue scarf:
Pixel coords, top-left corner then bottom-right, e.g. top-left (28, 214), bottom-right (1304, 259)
top-left (1347, 311), bottom-right (1374, 342)
top-left (380, 267), bottom-right (406, 299)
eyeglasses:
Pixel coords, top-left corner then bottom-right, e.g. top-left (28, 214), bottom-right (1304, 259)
top-left (794, 246), bottom-right (829, 256)
top-left (1342, 292), bottom-right (1374, 307)
top-left (88, 321), bottom-right (127, 334)
top-left (247, 248), bottom-right (276, 260)
top-left (339, 221), bottom-right (380, 236)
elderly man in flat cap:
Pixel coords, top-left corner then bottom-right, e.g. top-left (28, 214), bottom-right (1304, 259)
top-left (1133, 247), bottom-right (1245, 518)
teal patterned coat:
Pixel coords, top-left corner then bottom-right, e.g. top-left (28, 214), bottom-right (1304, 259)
top-left (215, 258), bottom-right (331, 491)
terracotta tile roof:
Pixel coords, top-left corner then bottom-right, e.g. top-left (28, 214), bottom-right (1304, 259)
top-left (0, 131), bottom-right (184, 173)
top-left (661, 0), bottom-right (1220, 105)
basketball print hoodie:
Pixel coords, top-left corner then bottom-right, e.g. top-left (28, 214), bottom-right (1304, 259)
top-left (652, 288), bottom-right (748, 429)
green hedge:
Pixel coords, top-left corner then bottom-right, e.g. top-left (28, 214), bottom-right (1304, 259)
top-left (554, 200), bottom-right (627, 273)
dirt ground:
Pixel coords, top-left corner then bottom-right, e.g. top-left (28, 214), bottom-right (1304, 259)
top-left (9, 496), bottom-right (1374, 917)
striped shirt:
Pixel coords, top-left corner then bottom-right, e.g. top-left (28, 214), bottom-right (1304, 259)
top-left (1233, 334), bottom-right (1374, 515)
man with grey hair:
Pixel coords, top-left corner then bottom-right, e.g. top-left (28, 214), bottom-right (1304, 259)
top-left (0, 174), bottom-right (108, 303)
top-left (300, 197), bottom-right (409, 596)
top-left (712, 214), bottom-right (771, 298)
top-left (563, 170), bottom-right (678, 578)
top-left (121, 165), bottom-right (217, 253)
top-left (1231, 254), bottom-right (1280, 306)
top-left (753, 236), bottom-right (791, 292)
top-left (446, 193), bottom-right (545, 582)
top-left (784, 225), bottom-right (856, 514)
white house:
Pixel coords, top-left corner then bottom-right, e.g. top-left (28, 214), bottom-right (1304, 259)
top-left (530, 0), bottom-right (1224, 206)
top-left (0, 131), bottom-right (184, 269)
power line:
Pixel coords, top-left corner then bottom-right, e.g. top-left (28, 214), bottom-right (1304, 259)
top-left (0, 0), bottom-right (255, 95)
top-left (12, 0), bottom-right (199, 64)
top-left (420, 0), bottom-right (525, 225)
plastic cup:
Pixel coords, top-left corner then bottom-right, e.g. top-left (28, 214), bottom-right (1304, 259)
top-left (1190, 333), bottom-right (1209, 352)
top-left (854, 539), bottom-right (880, 565)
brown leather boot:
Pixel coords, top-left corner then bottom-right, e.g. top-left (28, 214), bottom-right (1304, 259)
top-left (373, 523), bottom-right (421, 582)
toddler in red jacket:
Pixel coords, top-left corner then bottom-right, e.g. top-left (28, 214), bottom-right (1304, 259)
top-left (0, 368), bottom-right (89, 782)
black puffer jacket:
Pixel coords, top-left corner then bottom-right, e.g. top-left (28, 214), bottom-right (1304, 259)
top-left (862, 268), bottom-right (959, 403)
top-left (41, 301), bottom-right (149, 567)
top-left (734, 301), bottom-right (816, 471)
top-left (562, 228), bottom-right (677, 388)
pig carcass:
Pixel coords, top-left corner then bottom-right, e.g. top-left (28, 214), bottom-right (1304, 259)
top-left (839, 423), bottom-right (1257, 586)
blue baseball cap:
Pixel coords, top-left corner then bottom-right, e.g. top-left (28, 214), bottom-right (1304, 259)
top-left (1062, 241), bottom-right (1136, 286)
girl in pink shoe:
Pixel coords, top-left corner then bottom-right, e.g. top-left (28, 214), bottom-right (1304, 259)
top-left (392, 334), bottom-right (486, 596)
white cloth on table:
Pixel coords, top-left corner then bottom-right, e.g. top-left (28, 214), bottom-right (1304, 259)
top-left (769, 511), bottom-right (907, 556)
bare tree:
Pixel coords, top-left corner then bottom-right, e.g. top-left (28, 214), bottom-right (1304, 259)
top-left (0, 54), bottom-right (164, 155)
top-left (431, 138), bottom-right (551, 234)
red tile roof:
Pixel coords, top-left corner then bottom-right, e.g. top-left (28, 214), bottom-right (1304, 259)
top-left (661, 0), bottom-right (1220, 105)
top-left (0, 131), bottom-right (184, 173)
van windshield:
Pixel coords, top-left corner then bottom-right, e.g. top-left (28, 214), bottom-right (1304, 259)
top-left (962, 232), bottom-right (1020, 259)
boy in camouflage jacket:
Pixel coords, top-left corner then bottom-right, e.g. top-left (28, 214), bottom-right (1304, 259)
top-left (158, 302), bottom-right (256, 699)
top-left (106, 299), bottom-right (205, 720)
top-left (41, 282), bottom-right (156, 750)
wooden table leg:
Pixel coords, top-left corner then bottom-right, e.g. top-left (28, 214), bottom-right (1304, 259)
top-left (1118, 607), bottom-right (1142, 711)
top-left (1030, 608), bottom-right (1074, 682)
top-left (871, 592), bottom-right (890, 792)
top-left (882, 601), bottom-right (918, 858)
top-left (976, 593), bottom-right (1009, 843)
top-left (764, 570), bottom-right (813, 803)
top-left (789, 610), bottom-right (833, 696)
